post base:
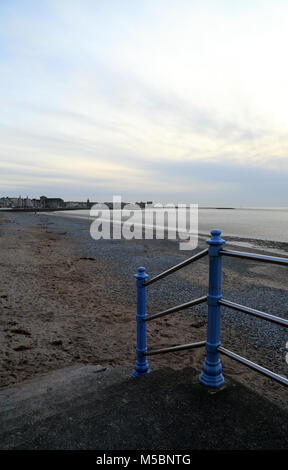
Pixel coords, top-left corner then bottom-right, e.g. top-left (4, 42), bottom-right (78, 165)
top-left (132, 367), bottom-right (150, 378)
top-left (199, 355), bottom-right (224, 388)
top-left (132, 360), bottom-right (150, 378)
top-left (199, 371), bottom-right (224, 388)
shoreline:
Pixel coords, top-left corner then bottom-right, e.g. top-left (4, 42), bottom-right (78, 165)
top-left (47, 209), bottom-right (288, 256)
top-left (0, 211), bottom-right (287, 410)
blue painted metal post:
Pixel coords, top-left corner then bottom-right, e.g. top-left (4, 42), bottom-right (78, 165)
top-left (199, 229), bottom-right (225, 388)
top-left (132, 267), bottom-right (150, 378)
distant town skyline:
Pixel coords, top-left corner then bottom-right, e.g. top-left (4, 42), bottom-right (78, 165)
top-left (0, 194), bottom-right (157, 211)
top-left (1, 1), bottom-right (288, 207)
top-left (0, 194), bottom-right (87, 209)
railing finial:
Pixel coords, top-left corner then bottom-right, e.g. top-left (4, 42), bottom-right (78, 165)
top-left (207, 229), bottom-right (225, 246)
top-left (134, 266), bottom-right (148, 282)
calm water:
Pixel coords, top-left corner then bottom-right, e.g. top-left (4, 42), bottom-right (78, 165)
top-left (56, 207), bottom-right (288, 244)
top-left (198, 208), bottom-right (288, 242)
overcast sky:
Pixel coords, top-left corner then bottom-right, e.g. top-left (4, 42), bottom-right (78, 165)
top-left (1, 0), bottom-right (288, 206)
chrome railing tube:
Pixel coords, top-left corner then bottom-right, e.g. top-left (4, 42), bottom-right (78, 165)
top-left (144, 295), bottom-right (207, 322)
top-left (144, 248), bottom-right (209, 287)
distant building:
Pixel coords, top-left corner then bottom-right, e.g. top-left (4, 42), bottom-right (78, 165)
top-left (135, 201), bottom-right (146, 208)
top-left (0, 197), bottom-right (11, 208)
top-left (65, 200), bottom-right (89, 208)
top-left (23, 196), bottom-right (32, 208)
top-left (39, 196), bottom-right (65, 209)
top-left (11, 198), bottom-right (18, 205)
top-left (31, 198), bottom-right (40, 209)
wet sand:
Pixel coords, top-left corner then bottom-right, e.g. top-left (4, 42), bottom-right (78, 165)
top-left (0, 211), bottom-right (287, 409)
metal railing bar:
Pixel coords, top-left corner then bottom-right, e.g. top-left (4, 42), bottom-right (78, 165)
top-left (221, 249), bottom-right (288, 266)
top-left (218, 346), bottom-right (288, 387)
top-left (143, 295), bottom-right (207, 322)
top-left (219, 299), bottom-right (288, 328)
top-left (144, 340), bottom-right (206, 356)
top-left (144, 248), bottom-right (209, 287)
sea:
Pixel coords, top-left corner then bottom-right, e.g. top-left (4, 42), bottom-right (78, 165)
top-left (51, 206), bottom-right (288, 254)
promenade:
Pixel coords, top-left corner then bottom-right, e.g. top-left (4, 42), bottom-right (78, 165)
top-left (0, 364), bottom-right (287, 450)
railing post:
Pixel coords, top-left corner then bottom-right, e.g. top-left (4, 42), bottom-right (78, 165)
top-left (132, 267), bottom-right (150, 378)
top-left (199, 229), bottom-right (225, 388)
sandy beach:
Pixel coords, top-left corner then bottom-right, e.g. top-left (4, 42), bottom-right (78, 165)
top-left (0, 211), bottom-right (287, 409)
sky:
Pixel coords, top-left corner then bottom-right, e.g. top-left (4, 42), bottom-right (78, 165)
top-left (0, 0), bottom-right (288, 206)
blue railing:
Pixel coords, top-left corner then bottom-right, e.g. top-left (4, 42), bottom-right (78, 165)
top-left (132, 229), bottom-right (288, 388)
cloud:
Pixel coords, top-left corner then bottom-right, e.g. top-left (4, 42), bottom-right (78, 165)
top-left (0, 0), bottom-right (288, 204)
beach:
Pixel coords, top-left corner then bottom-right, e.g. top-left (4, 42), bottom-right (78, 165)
top-left (0, 210), bottom-right (287, 409)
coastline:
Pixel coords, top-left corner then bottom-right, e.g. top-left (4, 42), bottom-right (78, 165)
top-left (47, 208), bottom-right (288, 256)
top-left (0, 211), bottom-right (287, 410)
